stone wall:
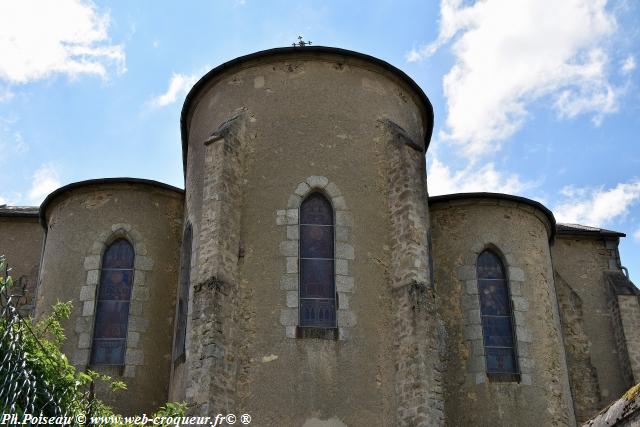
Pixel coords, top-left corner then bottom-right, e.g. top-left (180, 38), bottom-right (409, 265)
top-left (184, 112), bottom-right (249, 416)
top-left (38, 180), bottom-right (183, 415)
top-left (603, 271), bottom-right (635, 388)
top-left (430, 196), bottom-right (575, 427)
top-left (602, 269), bottom-right (640, 387)
top-left (555, 271), bottom-right (601, 423)
top-left (179, 48), bottom-right (434, 426)
top-left (0, 210), bottom-right (43, 315)
top-left (381, 119), bottom-right (443, 426)
top-left (618, 294), bottom-right (640, 381)
top-left (552, 237), bottom-right (635, 412)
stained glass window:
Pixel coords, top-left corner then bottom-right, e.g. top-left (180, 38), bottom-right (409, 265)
top-left (173, 224), bottom-right (192, 362)
top-left (476, 250), bottom-right (520, 381)
top-left (299, 193), bottom-right (336, 328)
top-left (90, 239), bottom-right (134, 366)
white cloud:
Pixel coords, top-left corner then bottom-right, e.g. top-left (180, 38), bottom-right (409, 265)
top-left (633, 228), bottom-right (640, 242)
top-left (149, 73), bottom-right (199, 108)
top-left (13, 132), bottom-right (28, 154)
top-left (0, 117), bottom-right (28, 166)
top-left (427, 155), bottom-right (531, 196)
top-left (0, 0), bottom-right (125, 84)
top-left (410, 0), bottom-right (620, 158)
top-left (0, 86), bottom-right (13, 102)
top-left (554, 180), bottom-right (640, 227)
top-left (28, 164), bottom-right (60, 204)
top-left (621, 55), bottom-right (636, 74)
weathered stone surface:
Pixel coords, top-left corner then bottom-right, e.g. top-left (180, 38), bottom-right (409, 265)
top-left (381, 118), bottom-right (442, 426)
top-left (306, 175), bottom-right (328, 188)
top-left (286, 257), bottom-right (298, 273)
top-left (82, 301), bottom-right (95, 316)
top-left (280, 274), bottom-right (298, 290)
top-left (335, 226), bottom-right (349, 242)
top-left (509, 266), bottom-right (525, 281)
top-left (335, 259), bottom-right (349, 275)
top-left (335, 211), bottom-right (353, 227)
top-left (286, 291), bottom-right (298, 307)
top-left (335, 243), bottom-right (354, 260)
top-left (295, 182), bottom-right (310, 196)
top-left (35, 178), bottom-right (183, 415)
top-left (618, 295), bottom-right (640, 381)
top-left (332, 196), bottom-right (347, 210)
top-left (552, 234), bottom-right (638, 421)
top-left (430, 197), bottom-right (574, 427)
top-left (83, 255), bottom-right (100, 270)
top-left (337, 309), bottom-right (356, 327)
top-left (79, 285), bottom-right (96, 301)
top-left (287, 194), bottom-right (301, 208)
top-left (78, 332), bottom-right (91, 349)
top-left (280, 308), bottom-right (298, 326)
top-left (134, 255), bottom-right (154, 271)
top-left (286, 225), bottom-right (299, 240)
top-left (86, 269), bottom-right (100, 285)
top-left (324, 182), bottom-right (341, 198)
top-left (555, 271), bottom-right (602, 422)
top-left (336, 275), bottom-right (354, 292)
top-left (186, 113), bottom-right (248, 417)
top-left (279, 240), bottom-right (297, 257)
top-left (125, 349), bottom-right (144, 365)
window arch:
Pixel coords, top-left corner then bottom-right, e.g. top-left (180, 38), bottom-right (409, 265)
top-left (476, 250), bottom-right (520, 381)
top-left (173, 224), bottom-right (192, 363)
top-left (90, 238), bottom-right (135, 366)
top-left (299, 192), bottom-right (336, 328)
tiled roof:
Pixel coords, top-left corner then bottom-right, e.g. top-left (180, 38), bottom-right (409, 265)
top-left (0, 205), bottom-right (39, 218)
top-left (557, 223), bottom-right (625, 237)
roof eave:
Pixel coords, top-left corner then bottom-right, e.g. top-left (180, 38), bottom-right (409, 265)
top-left (39, 177), bottom-right (184, 230)
top-left (179, 46), bottom-right (435, 181)
top-left (428, 192), bottom-right (557, 242)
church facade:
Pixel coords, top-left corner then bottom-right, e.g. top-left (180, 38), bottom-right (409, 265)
top-left (1, 47), bottom-right (639, 426)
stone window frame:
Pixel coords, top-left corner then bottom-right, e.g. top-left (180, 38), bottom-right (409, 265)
top-left (458, 241), bottom-right (533, 385)
top-left (276, 176), bottom-right (356, 340)
top-left (74, 223), bottom-right (153, 378)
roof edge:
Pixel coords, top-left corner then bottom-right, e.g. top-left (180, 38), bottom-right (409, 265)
top-left (557, 223), bottom-right (625, 238)
top-left (428, 192), bottom-right (557, 241)
top-left (39, 178), bottom-right (184, 229)
top-left (0, 207), bottom-right (39, 219)
top-left (179, 46), bottom-right (435, 180)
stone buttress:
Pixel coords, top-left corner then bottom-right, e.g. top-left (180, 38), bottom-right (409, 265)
top-left (380, 119), bottom-right (444, 426)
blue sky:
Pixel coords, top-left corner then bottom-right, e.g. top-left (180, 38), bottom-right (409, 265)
top-left (0, 0), bottom-right (639, 281)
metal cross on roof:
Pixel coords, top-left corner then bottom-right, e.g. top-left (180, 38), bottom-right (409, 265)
top-left (292, 36), bottom-right (312, 47)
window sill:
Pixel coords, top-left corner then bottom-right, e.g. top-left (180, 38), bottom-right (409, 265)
top-left (487, 373), bottom-right (521, 383)
top-left (296, 326), bottom-right (339, 340)
top-left (88, 364), bottom-right (125, 377)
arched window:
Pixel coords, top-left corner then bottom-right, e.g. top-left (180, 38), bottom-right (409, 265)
top-left (476, 250), bottom-right (520, 381)
top-left (299, 193), bottom-right (336, 328)
top-left (173, 224), bottom-right (192, 363)
top-left (90, 239), bottom-right (135, 366)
